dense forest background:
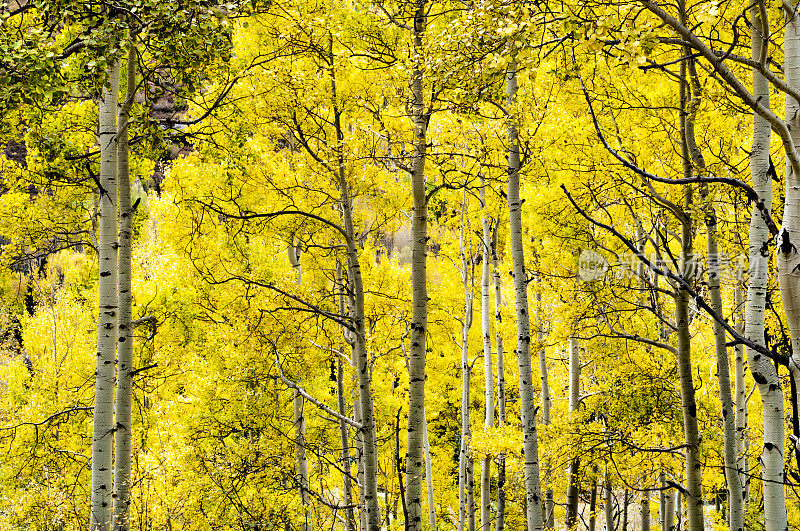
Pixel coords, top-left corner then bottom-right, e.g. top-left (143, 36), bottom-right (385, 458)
top-left (0, 0), bottom-right (799, 530)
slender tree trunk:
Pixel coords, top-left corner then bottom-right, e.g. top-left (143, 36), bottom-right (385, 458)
top-left (112, 41), bottom-right (137, 531)
top-left (404, 2), bottom-right (429, 529)
top-left (622, 490), bottom-right (629, 531)
top-left (536, 290), bottom-right (553, 528)
top-left (467, 458), bottom-right (476, 531)
top-left (733, 269), bottom-right (749, 510)
top-left (565, 338), bottom-right (581, 529)
top-left (458, 189), bottom-right (474, 531)
top-left (641, 494), bottom-right (650, 531)
top-left (588, 481), bottom-right (598, 531)
top-left (604, 474), bottom-right (613, 531)
top-left (294, 392), bottom-right (311, 531)
top-left (659, 472), bottom-right (665, 531)
top-left (90, 60), bottom-right (120, 531)
top-left (780, 3), bottom-right (800, 524)
top-left (680, 48), bottom-right (744, 528)
top-left (506, 58), bottom-right (543, 531)
top-left (664, 487), bottom-right (675, 531)
top-left (748, 5), bottom-right (788, 530)
top-left (289, 228), bottom-right (310, 531)
top-left (676, 50), bottom-right (704, 531)
top-left (337, 357), bottom-right (356, 531)
top-left (492, 223), bottom-right (507, 531)
top-left (423, 407), bottom-right (436, 531)
top-left (329, 52), bottom-right (382, 531)
top-left (480, 182), bottom-right (493, 531)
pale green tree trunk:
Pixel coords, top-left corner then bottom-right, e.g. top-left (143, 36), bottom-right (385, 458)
top-left (90, 60), bottom-right (120, 531)
top-left (112, 41), bottom-right (137, 531)
top-left (506, 58), bottom-right (543, 531)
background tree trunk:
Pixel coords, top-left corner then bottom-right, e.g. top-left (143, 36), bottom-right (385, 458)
top-left (480, 182), bottom-right (493, 531)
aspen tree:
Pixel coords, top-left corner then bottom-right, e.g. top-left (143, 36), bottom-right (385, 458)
top-left (479, 182), bottom-right (493, 531)
top-left (458, 188), bottom-right (474, 531)
top-left (328, 50), bottom-right (382, 530)
top-left (336, 262), bottom-right (356, 531)
top-left (111, 40), bottom-right (137, 531)
top-left (90, 59), bottom-right (120, 531)
top-left (675, 51), bottom-right (703, 531)
top-left (404, 0), bottom-right (430, 528)
top-left (684, 52), bottom-right (744, 528)
top-left (506, 58), bottom-right (543, 531)
top-left (491, 221), bottom-right (507, 531)
top-left (535, 290), bottom-right (553, 528)
top-left (733, 272), bottom-right (748, 508)
top-left (565, 337), bottom-right (580, 529)
top-left (747, 5), bottom-right (787, 529)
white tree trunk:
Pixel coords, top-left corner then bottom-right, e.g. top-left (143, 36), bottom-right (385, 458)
top-left (506, 58), bottom-right (543, 531)
top-left (664, 488), bottom-right (675, 531)
top-left (480, 182), bottom-right (493, 531)
top-left (604, 474), bottom-right (613, 531)
top-left (458, 189), bottom-right (473, 531)
top-left (748, 5), bottom-right (788, 530)
top-left (491, 223), bottom-right (507, 531)
top-left (535, 290), bottom-right (553, 528)
top-left (423, 406), bottom-right (436, 531)
top-left (404, 0), bottom-right (429, 524)
top-left (112, 41), bottom-right (137, 531)
top-left (733, 269), bottom-right (748, 508)
top-left (90, 60), bottom-right (120, 531)
top-left (640, 494), bottom-right (650, 531)
top-left (336, 357), bottom-right (356, 531)
top-left (677, 57), bottom-right (704, 531)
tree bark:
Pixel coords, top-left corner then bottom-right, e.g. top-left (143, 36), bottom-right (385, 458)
top-left (328, 47), bottom-right (382, 531)
top-left (480, 182), bottom-right (493, 531)
top-left (733, 269), bottom-right (749, 510)
top-left (112, 40), bottom-right (137, 531)
top-left (404, 1), bottom-right (429, 529)
top-left (492, 222), bottom-right (507, 531)
top-left (684, 52), bottom-right (744, 528)
top-left (747, 5), bottom-right (788, 530)
top-left (458, 188), bottom-right (474, 531)
top-left (536, 290), bottom-right (553, 528)
top-left (676, 50), bottom-right (704, 531)
top-left (506, 58), bottom-right (543, 531)
top-left (337, 357), bottom-right (356, 531)
top-left (604, 474), bottom-right (613, 531)
top-left (423, 406), bottom-right (436, 531)
top-left (641, 494), bottom-right (650, 531)
top-left (565, 338), bottom-right (580, 530)
top-left (90, 59), bottom-right (120, 531)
